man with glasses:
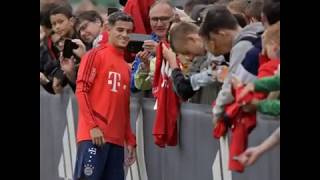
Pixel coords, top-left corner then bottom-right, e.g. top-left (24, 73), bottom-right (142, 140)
top-left (130, 0), bottom-right (175, 93)
top-left (75, 10), bottom-right (109, 50)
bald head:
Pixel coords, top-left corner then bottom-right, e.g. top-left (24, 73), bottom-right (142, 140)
top-left (149, 0), bottom-right (175, 39)
top-left (150, 0), bottom-right (175, 12)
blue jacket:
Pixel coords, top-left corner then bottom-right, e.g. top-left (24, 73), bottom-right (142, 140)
top-left (130, 33), bottom-right (160, 92)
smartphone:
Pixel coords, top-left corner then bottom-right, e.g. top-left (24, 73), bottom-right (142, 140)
top-left (63, 39), bottom-right (79, 58)
top-left (127, 33), bottom-right (151, 53)
top-left (107, 7), bottom-right (120, 16)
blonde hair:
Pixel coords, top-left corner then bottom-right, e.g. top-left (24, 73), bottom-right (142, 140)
top-left (169, 21), bottom-right (199, 51)
top-left (264, 21), bottom-right (280, 46)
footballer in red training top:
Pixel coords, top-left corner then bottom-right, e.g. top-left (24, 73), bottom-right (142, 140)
top-left (74, 11), bottom-right (136, 180)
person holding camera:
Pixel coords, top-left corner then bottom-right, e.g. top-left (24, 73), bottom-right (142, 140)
top-left (40, 4), bottom-right (64, 94)
top-left (49, 3), bottom-right (90, 92)
top-left (48, 3), bottom-right (81, 93)
top-left (74, 10), bottom-right (109, 50)
top-left (59, 38), bottom-right (86, 89)
top-left (130, 0), bottom-right (175, 94)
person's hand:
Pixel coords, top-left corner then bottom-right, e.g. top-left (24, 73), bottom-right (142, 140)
top-left (249, 17), bottom-right (259, 23)
top-left (234, 146), bottom-right (262, 166)
top-left (241, 98), bottom-right (259, 113)
top-left (143, 40), bottom-right (158, 54)
top-left (52, 77), bottom-right (63, 94)
top-left (231, 76), bottom-right (242, 88)
top-left (90, 127), bottom-right (105, 146)
top-left (72, 39), bottom-right (86, 58)
top-left (241, 103), bottom-right (257, 113)
top-left (217, 66), bottom-right (229, 82)
top-left (137, 50), bottom-right (151, 70)
top-left (211, 62), bottom-right (217, 71)
top-left (125, 145), bottom-right (136, 166)
top-left (60, 55), bottom-right (76, 74)
top-left (40, 72), bottom-right (50, 85)
top-left (162, 44), bottom-right (178, 69)
top-left (238, 83), bottom-right (255, 100)
top-left (60, 56), bottom-right (77, 82)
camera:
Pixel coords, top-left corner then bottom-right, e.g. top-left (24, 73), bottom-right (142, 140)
top-left (127, 33), bottom-right (151, 53)
top-left (63, 39), bottom-right (79, 58)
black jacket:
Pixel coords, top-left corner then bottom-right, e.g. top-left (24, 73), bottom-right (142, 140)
top-left (171, 68), bottom-right (196, 101)
top-left (40, 44), bottom-right (59, 77)
top-left (40, 43), bottom-right (71, 93)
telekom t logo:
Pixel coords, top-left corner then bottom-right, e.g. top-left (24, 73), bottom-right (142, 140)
top-left (107, 71), bottom-right (121, 92)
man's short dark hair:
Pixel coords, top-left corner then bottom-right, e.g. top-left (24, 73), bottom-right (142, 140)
top-left (108, 11), bottom-right (134, 26)
top-left (169, 22), bottom-right (199, 51)
top-left (263, 1), bottom-right (280, 25)
top-left (245, 0), bottom-right (264, 21)
top-left (50, 3), bottom-right (73, 19)
top-left (119, 0), bottom-right (128, 6)
top-left (75, 10), bottom-right (103, 30)
top-left (233, 13), bottom-right (247, 27)
top-left (190, 4), bottom-right (207, 25)
top-left (41, 3), bottom-right (60, 29)
top-left (199, 5), bottom-right (238, 39)
top-left (184, 0), bottom-right (219, 14)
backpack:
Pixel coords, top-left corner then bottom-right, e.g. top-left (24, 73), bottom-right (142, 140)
top-left (236, 31), bottom-right (263, 76)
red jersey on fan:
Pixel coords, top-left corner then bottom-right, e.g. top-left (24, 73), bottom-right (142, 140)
top-left (76, 43), bottom-right (136, 147)
top-left (152, 42), bottom-right (181, 147)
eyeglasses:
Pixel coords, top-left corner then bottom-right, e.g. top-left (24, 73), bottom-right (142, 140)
top-left (76, 20), bottom-right (90, 34)
top-left (79, 22), bottom-right (89, 32)
top-left (150, 16), bottom-right (172, 23)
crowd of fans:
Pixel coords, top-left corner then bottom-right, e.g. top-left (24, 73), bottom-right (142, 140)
top-left (40, 0), bottom-right (280, 172)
